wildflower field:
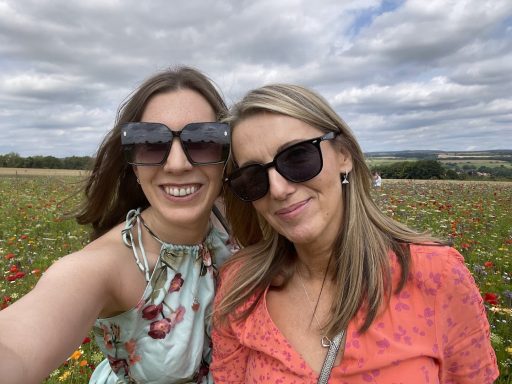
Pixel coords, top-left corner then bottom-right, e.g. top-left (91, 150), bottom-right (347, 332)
top-left (1, 175), bottom-right (511, 383)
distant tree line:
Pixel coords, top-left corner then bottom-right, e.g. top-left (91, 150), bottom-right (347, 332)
top-left (2, 152), bottom-right (511, 180)
top-left (0, 152), bottom-right (92, 170)
top-left (373, 159), bottom-right (512, 180)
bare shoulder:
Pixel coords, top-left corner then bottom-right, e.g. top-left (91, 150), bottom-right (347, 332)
top-left (45, 222), bottom-right (128, 282)
top-left (36, 222), bottom-right (139, 317)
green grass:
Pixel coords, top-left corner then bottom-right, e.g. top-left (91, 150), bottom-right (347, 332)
top-left (440, 159), bottom-right (512, 169)
top-left (1, 176), bottom-right (511, 382)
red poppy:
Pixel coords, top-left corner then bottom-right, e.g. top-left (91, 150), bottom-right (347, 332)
top-left (4, 253), bottom-right (15, 260)
top-left (460, 243), bottom-right (470, 250)
top-left (484, 261), bottom-right (494, 268)
top-left (19, 234), bottom-right (28, 240)
top-left (14, 271), bottom-right (25, 279)
top-left (6, 270), bottom-right (25, 281)
top-left (82, 337), bottom-right (91, 344)
top-left (1, 296), bottom-right (11, 310)
top-left (483, 293), bottom-right (498, 306)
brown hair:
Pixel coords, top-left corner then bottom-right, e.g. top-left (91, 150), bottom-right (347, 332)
top-left (74, 66), bottom-right (227, 240)
top-left (216, 84), bottom-right (441, 336)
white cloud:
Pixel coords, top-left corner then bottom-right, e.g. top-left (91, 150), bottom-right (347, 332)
top-left (0, 0), bottom-right (511, 156)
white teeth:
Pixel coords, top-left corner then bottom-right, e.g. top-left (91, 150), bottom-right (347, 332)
top-left (165, 185), bottom-right (197, 197)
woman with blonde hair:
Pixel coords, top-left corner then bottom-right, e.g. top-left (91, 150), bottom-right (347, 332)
top-left (211, 84), bottom-right (498, 383)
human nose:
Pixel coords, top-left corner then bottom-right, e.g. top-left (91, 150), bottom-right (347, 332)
top-left (267, 168), bottom-right (295, 200)
top-left (162, 137), bottom-right (193, 172)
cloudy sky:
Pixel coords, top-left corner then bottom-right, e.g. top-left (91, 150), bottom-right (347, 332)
top-left (1, 0), bottom-right (511, 157)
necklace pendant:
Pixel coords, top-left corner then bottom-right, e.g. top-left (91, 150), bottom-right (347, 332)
top-left (321, 336), bottom-right (332, 348)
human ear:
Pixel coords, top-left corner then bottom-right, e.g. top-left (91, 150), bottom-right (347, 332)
top-left (337, 148), bottom-right (353, 175)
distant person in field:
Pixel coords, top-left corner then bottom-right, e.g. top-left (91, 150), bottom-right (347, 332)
top-left (0, 66), bottom-right (235, 383)
top-left (372, 171), bottom-right (382, 188)
top-left (211, 84), bottom-right (499, 383)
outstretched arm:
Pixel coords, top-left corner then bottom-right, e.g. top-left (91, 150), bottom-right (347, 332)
top-left (0, 250), bottom-right (113, 383)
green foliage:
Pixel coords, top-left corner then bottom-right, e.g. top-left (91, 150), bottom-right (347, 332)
top-left (375, 159), bottom-right (445, 179)
top-left (367, 150), bottom-right (512, 180)
top-left (0, 153), bottom-right (93, 170)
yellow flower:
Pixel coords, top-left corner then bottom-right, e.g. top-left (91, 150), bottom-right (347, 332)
top-left (506, 347), bottom-right (512, 355)
top-left (58, 371), bottom-right (71, 381)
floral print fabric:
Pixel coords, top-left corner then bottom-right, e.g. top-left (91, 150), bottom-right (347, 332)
top-left (90, 209), bottom-right (233, 384)
top-left (211, 245), bottom-right (499, 383)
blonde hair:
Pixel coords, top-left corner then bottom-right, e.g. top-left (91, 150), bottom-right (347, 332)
top-left (216, 84), bottom-right (440, 336)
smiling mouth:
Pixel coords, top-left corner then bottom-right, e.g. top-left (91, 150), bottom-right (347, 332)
top-left (276, 199), bottom-right (310, 215)
top-left (163, 185), bottom-right (199, 197)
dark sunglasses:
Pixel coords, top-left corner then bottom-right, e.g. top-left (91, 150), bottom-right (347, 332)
top-left (121, 122), bottom-right (230, 166)
top-left (225, 131), bottom-right (339, 202)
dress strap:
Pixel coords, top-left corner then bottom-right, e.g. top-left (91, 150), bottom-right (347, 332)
top-left (121, 209), bottom-right (151, 282)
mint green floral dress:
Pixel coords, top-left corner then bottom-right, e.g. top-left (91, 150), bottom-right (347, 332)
top-left (89, 209), bottom-right (233, 384)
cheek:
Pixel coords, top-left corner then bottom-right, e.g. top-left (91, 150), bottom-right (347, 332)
top-left (204, 166), bottom-right (224, 193)
top-left (251, 199), bottom-right (272, 222)
top-left (135, 167), bottom-right (157, 182)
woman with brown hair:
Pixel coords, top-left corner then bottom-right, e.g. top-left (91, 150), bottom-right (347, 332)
top-left (0, 66), bottom-right (233, 383)
top-left (211, 84), bottom-right (498, 383)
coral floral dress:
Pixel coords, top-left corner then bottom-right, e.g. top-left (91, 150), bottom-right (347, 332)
top-left (90, 209), bottom-right (233, 384)
top-left (211, 245), bottom-right (499, 383)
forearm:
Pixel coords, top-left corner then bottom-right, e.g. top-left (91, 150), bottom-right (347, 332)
top-left (0, 342), bottom-right (29, 384)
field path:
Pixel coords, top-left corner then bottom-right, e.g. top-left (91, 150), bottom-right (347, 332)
top-left (0, 167), bottom-right (89, 176)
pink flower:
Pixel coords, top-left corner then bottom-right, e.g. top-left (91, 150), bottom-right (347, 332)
top-left (128, 353), bottom-right (141, 366)
top-left (124, 339), bottom-right (137, 355)
top-left (142, 303), bottom-right (163, 320)
top-left (148, 318), bottom-right (171, 339)
top-left (201, 247), bottom-right (212, 267)
top-left (124, 339), bottom-right (141, 365)
top-left (168, 305), bottom-right (186, 327)
top-left (101, 325), bottom-right (114, 350)
top-left (169, 273), bottom-right (184, 293)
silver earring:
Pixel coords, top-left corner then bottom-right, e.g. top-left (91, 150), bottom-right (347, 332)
top-left (136, 178), bottom-right (141, 185)
top-left (342, 171), bottom-right (349, 184)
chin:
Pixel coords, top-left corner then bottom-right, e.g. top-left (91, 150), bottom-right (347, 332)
top-left (280, 229), bottom-right (317, 245)
top-left (161, 206), bottom-right (205, 224)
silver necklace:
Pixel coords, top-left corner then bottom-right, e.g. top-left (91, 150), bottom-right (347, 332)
top-left (297, 268), bottom-right (332, 348)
